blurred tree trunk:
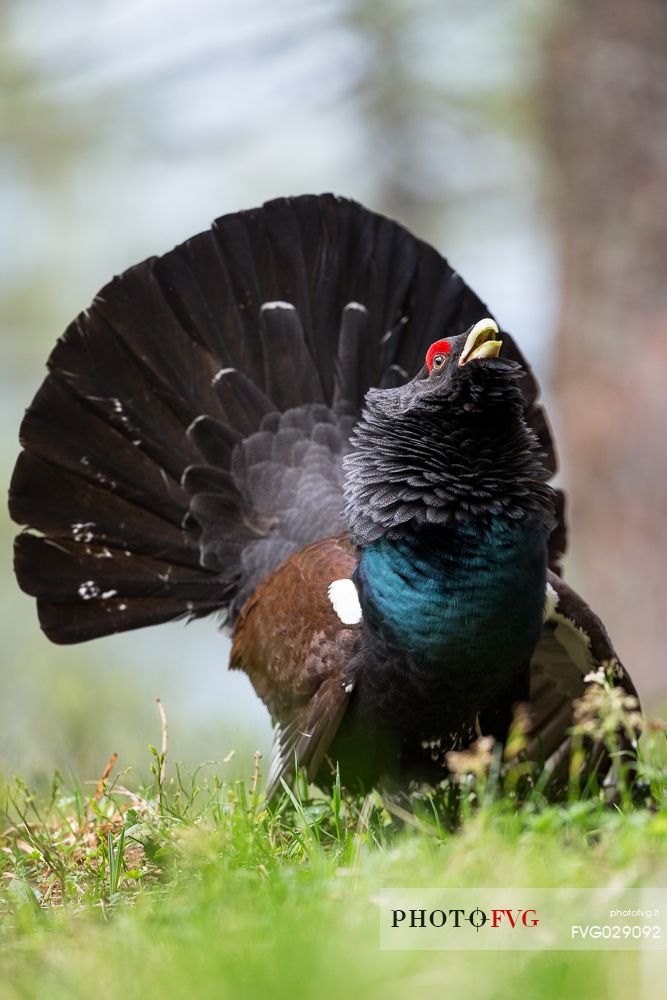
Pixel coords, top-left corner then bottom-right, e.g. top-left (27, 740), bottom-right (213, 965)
top-left (348, 0), bottom-right (451, 241)
top-left (542, 0), bottom-right (667, 701)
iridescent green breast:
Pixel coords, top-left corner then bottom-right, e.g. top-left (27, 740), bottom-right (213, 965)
top-left (356, 520), bottom-right (547, 676)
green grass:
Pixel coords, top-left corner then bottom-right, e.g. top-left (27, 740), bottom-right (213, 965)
top-left (1, 713), bottom-right (666, 1000)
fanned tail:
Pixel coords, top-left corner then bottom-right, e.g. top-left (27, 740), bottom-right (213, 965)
top-left (9, 194), bottom-right (562, 644)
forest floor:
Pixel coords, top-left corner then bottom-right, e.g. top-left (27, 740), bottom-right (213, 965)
top-left (1, 706), bottom-right (666, 1000)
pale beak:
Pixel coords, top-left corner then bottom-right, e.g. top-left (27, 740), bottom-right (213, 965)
top-left (458, 318), bottom-right (502, 365)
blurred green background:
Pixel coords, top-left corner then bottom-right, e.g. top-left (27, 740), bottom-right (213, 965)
top-left (1, 0), bottom-right (665, 787)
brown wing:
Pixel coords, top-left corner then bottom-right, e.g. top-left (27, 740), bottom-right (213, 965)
top-left (525, 570), bottom-right (640, 791)
top-left (230, 534), bottom-right (360, 797)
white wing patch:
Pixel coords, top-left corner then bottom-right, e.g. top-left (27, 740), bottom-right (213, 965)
top-left (551, 611), bottom-right (593, 676)
top-left (543, 581), bottom-right (560, 622)
top-left (540, 581), bottom-right (593, 678)
top-left (328, 578), bottom-right (362, 625)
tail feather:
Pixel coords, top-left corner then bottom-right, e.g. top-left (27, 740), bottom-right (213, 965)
top-left (9, 193), bottom-right (563, 644)
top-left (20, 378), bottom-right (188, 526)
top-left (47, 313), bottom-right (205, 479)
top-left (11, 453), bottom-right (198, 567)
top-left (15, 533), bottom-right (212, 602)
top-left (333, 303), bottom-right (373, 413)
top-left (258, 304), bottom-right (323, 409)
top-left (181, 465), bottom-right (236, 497)
top-left (210, 372), bottom-right (276, 437)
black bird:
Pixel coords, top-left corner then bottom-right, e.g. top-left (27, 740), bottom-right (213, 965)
top-left (8, 194), bottom-right (639, 797)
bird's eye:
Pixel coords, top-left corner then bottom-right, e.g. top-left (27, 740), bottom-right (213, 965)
top-left (425, 338), bottom-right (451, 374)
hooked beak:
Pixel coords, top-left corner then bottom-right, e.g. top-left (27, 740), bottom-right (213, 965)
top-left (458, 318), bottom-right (502, 365)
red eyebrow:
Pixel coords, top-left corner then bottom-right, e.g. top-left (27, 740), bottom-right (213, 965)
top-left (426, 339), bottom-right (451, 373)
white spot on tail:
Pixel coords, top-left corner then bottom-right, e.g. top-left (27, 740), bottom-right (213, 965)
top-left (72, 522), bottom-right (95, 543)
top-left (328, 579), bottom-right (362, 625)
top-left (344, 301), bottom-right (367, 313)
top-left (78, 581), bottom-right (100, 600)
top-left (212, 368), bottom-right (236, 385)
top-left (261, 300), bottom-right (295, 311)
